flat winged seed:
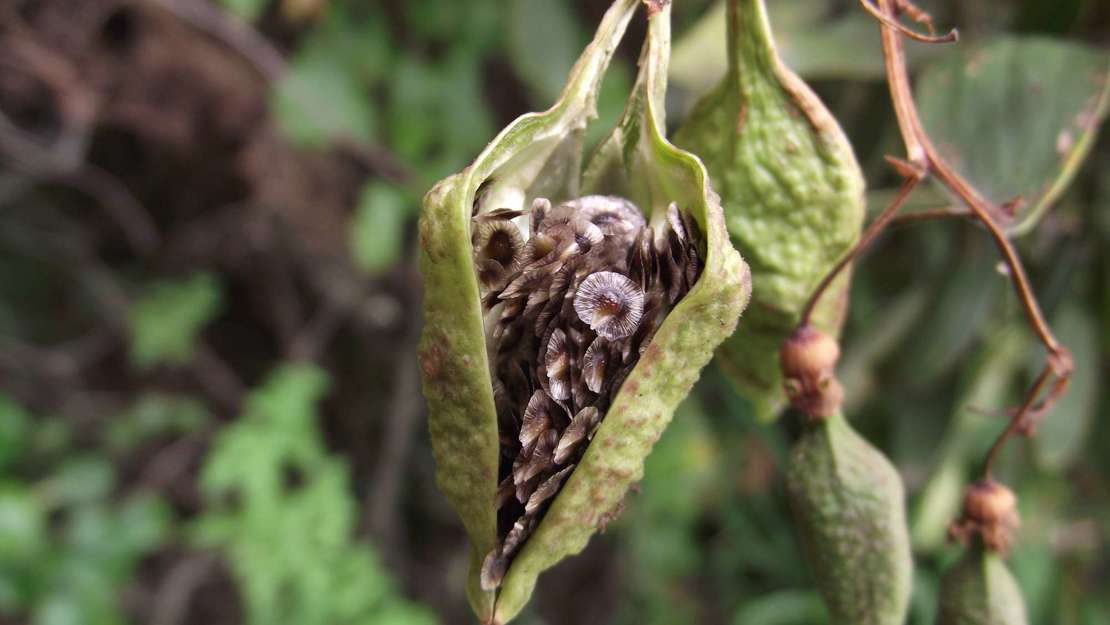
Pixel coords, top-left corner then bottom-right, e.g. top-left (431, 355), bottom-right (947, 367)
top-left (574, 271), bottom-right (644, 340)
top-left (544, 329), bottom-right (571, 400)
top-left (475, 220), bottom-right (525, 272)
top-left (525, 465), bottom-right (576, 514)
top-left (582, 337), bottom-right (608, 393)
top-left (474, 193), bottom-right (707, 594)
top-left (666, 202), bottom-right (686, 241)
top-left (481, 207), bottom-right (523, 222)
top-left (480, 551), bottom-right (509, 592)
top-left (570, 218), bottom-right (604, 251)
top-left (519, 391), bottom-right (550, 448)
top-left (554, 407), bottom-right (600, 464)
top-left (519, 429), bottom-right (558, 484)
top-left (476, 258), bottom-right (508, 290)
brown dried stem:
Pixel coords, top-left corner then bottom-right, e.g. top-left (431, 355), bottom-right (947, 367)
top-left (799, 163), bottom-right (922, 326)
top-left (798, 0), bottom-right (1073, 479)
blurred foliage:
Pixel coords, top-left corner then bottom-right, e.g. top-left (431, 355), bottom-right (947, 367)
top-left (193, 364), bottom-right (437, 625)
top-left (0, 0), bottom-right (1108, 624)
top-left (128, 273), bottom-right (223, 370)
top-left (0, 396), bottom-right (174, 625)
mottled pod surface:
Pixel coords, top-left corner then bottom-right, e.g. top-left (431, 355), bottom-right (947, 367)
top-left (418, 3), bottom-right (751, 623)
top-left (784, 412), bottom-right (913, 625)
top-left (937, 545), bottom-right (1029, 625)
top-left (675, 0), bottom-right (864, 420)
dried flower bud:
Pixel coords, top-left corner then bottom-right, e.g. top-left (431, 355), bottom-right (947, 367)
top-left (781, 325), bottom-right (843, 419)
top-left (781, 325), bottom-right (841, 380)
top-left (949, 479), bottom-right (1020, 553)
top-left (419, 4), bottom-right (750, 622)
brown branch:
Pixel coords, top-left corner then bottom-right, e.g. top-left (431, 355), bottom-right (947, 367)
top-left (858, 0), bottom-right (958, 43)
top-left (866, 0), bottom-right (1072, 478)
top-left (800, 162), bottom-right (923, 326)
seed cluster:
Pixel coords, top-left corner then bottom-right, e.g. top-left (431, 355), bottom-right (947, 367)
top-left (472, 194), bottom-right (703, 590)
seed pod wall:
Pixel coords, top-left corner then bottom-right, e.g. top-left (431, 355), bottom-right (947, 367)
top-left (780, 327), bottom-right (914, 625)
top-left (674, 0), bottom-right (866, 421)
top-left (418, 2), bottom-right (751, 622)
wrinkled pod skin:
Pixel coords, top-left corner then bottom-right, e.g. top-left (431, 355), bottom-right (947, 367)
top-left (675, 0), bottom-right (865, 421)
top-left (418, 3), bottom-right (750, 623)
top-left (784, 412), bottom-right (913, 625)
top-left (937, 544), bottom-right (1029, 625)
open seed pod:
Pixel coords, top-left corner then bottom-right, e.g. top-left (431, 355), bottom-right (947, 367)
top-left (674, 0), bottom-right (865, 421)
top-left (418, 2), bottom-right (751, 623)
top-left (784, 411), bottom-right (913, 625)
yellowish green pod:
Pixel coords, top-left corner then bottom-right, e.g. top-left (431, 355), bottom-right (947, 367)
top-left (937, 544), bottom-right (1029, 625)
top-left (784, 412), bottom-right (913, 625)
top-left (675, 0), bottom-right (865, 421)
top-left (419, 3), bottom-right (750, 622)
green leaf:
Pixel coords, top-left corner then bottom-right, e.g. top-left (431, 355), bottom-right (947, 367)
top-left (220, 0), bottom-right (270, 21)
top-left (0, 394), bottom-right (31, 469)
top-left (192, 363), bottom-right (435, 625)
top-left (1031, 304), bottom-right (1098, 471)
top-left (350, 182), bottom-right (407, 273)
top-left (507, 0), bottom-right (585, 104)
top-left (270, 7), bottom-right (387, 147)
top-left (128, 272), bottom-right (222, 370)
top-left (674, 0), bottom-right (865, 421)
top-left (47, 457), bottom-right (114, 507)
top-left (105, 393), bottom-right (208, 452)
top-left (917, 37), bottom-right (1110, 235)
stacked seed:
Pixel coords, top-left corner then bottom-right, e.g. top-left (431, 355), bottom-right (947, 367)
top-left (472, 195), bottom-right (702, 590)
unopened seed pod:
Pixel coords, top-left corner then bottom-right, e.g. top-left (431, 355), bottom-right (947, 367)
top-left (784, 411), bottom-right (913, 625)
top-left (937, 543), bottom-right (1029, 625)
top-left (675, 0), bottom-right (865, 421)
top-left (419, 3), bottom-right (751, 623)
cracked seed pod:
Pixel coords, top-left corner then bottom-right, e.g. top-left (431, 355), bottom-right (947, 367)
top-left (937, 543), bottom-right (1029, 625)
top-left (784, 411), bottom-right (913, 625)
top-left (674, 0), bottom-right (865, 421)
top-left (418, 3), bottom-right (750, 623)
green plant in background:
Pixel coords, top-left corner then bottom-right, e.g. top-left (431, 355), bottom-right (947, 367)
top-left (192, 364), bottom-right (437, 625)
top-left (0, 395), bottom-right (174, 625)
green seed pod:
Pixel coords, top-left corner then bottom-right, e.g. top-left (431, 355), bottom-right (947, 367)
top-left (419, 3), bottom-right (751, 623)
top-left (674, 0), bottom-right (865, 421)
top-left (784, 412), bottom-right (913, 625)
top-left (937, 544), bottom-right (1029, 625)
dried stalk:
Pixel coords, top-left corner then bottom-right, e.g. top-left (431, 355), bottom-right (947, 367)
top-left (799, 0), bottom-right (1074, 479)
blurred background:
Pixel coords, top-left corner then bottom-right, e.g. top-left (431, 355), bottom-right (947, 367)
top-left (0, 0), bottom-right (1107, 624)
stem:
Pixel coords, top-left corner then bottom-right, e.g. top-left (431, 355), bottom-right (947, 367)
top-left (865, 0), bottom-right (1074, 479)
top-left (874, 0), bottom-right (1061, 354)
top-left (980, 362), bottom-right (1052, 478)
top-left (799, 171), bottom-right (921, 326)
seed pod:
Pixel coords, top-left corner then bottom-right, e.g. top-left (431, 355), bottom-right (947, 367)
top-left (674, 0), bottom-right (865, 421)
top-left (784, 411), bottom-right (913, 625)
top-left (937, 543), bottom-right (1029, 625)
top-left (419, 3), bottom-right (750, 623)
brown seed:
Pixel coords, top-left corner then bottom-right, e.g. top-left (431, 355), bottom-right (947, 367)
top-left (554, 407), bottom-right (600, 464)
top-left (525, 464), bottom-right (575, 514)
top-left (519, 391), bottom-right (550, 448)
top-left (544, 329), bottom-right (572, 400)
top-left (582, 337), bottom-right (608, 393)
top-left (574, 271), bottom-right (645, 340)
